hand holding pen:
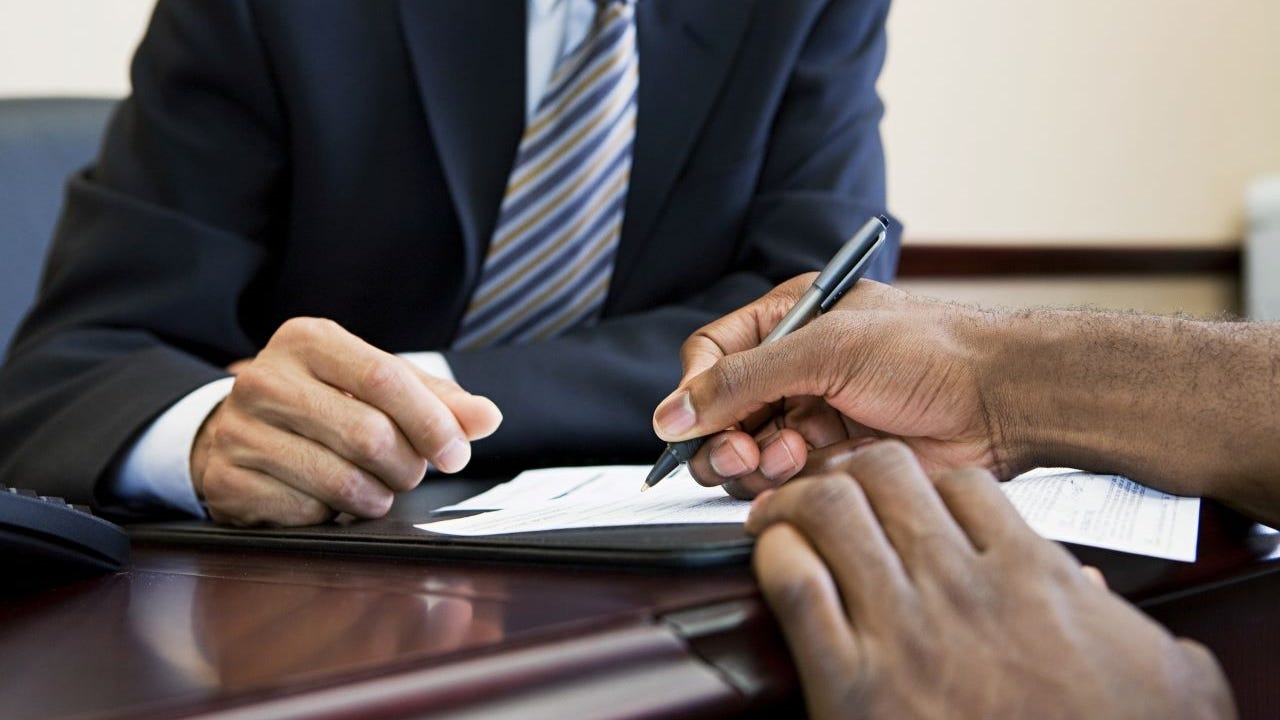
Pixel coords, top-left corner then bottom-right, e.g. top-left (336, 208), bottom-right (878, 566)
top-left (643, 215), bottom-right (889, 492)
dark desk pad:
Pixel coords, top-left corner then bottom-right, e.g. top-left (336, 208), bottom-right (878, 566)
top-left (127, 477), bottom-right (753, 568)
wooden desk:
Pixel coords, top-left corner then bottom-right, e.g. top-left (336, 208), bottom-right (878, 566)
top-left (1, 491), bottom-right (1276, 719)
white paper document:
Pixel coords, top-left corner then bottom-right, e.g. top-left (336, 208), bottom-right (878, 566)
top-left (419, 465), bottom-right (749, 536)
top-left (438, 465), bottom-right (659, 512)
top-left (417, 464), bottom-right (1201, 561)
top-left (1000, 468), bottom-right (1200, 562)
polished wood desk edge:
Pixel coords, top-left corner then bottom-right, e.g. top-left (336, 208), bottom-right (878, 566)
top-left (15, 497), bottom-right (1272, 720)
top-left (1135, 562), bottom-right (1280, 609)
top-left (128, 622), bottom-right (749, 720)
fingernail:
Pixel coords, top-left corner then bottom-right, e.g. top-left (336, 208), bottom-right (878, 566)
top-left (709, 438), bottom-right (751, 478)
top-left (759, 433), bottom-right (799, 480)
top-left (654, 391), bottom-right (696, 436)
top-left (436, 437), bottom-right (470, 473)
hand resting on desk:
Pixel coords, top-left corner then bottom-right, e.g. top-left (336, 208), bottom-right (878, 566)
top-left (191, 317), bottom-right (501, 526)
top-left (747, 441), bottom-right (1234, 719)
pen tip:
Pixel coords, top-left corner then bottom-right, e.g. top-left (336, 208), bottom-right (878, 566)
top-left (640, 482), bottom-right (651, 493)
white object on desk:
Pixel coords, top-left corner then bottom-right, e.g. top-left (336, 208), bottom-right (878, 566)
top-left (419, 464), bottom-right (1201, 561)
top-left (1000, 468), bottom-right (1200, 562)
top-left (421, 466), bottom-right (749, 536)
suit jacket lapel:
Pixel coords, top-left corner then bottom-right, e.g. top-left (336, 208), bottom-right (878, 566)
top-left (398, 0), bottom-right (526, 290)
top-left (611, 0), bottom-right (756, 302)
top-left (398, 1), bottom-right (756, 316)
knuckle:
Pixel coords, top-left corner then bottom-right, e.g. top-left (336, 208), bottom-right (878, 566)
top-left (285, 497), bottom-right (334, 527)
top-left (1006, 537), bottom-right (1075, 578)
top-left (391, 459), bottom-right (429, 492)
top-left (198, 462), bottom-right (236, 506)
top-left (368, 488), bottom-right (396, 516)
top-left (940, 557), bottom-right (997, 609)
top-left (789, 474), bottom-right (860, 527)
top-left (209, 416), bottom-right (258, 455)
top-left (346, 412), bottom-right (397, 464)
top-left (894, 615), bottom-right (938, 670)
top-left (359, 356), bottom-right (404, 396)
top-left (417, 408), bottom-right (457, 450)
top-left (957, 466), bottom-right (998, 485)
top-left (327, 465), bottom-right (395, 518)
top-left (328, 467), bottom-right (371, 508)
top-left (852, 440), bottom-right (919, 478)
top-left (201, 467), bottom-right (272, 526)
top-left (865, 438), bottom-right (916, 466)
top-left (762, 569), bottom-right (828, 616)
top-left (228, 365), bottom-right (274, 401)
top-left (1171, 638), bottom-right (1233, 714)
top-left (680, 327), bottom-right (714, 362)
top-left (758, 546), bottom-right (830, 615)
top-left (305, 502), bottom-right (335, 525)
top-left (712, 354), bottom-right (750, 402)
top-left (1175, 638), bottom-right (1222, 677)
top-left (277, 316), bottom-right (336, 345)
top-left (933, 466), bottom-right (995, 493)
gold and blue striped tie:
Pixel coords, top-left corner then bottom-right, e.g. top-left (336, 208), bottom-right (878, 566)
top-left (453, 0), bottom-right (638, 350)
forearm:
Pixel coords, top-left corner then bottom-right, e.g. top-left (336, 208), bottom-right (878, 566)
top-left (985, 310), bottom-right (1280, 525)
top-left (0, 334), bottom-right (229, 508)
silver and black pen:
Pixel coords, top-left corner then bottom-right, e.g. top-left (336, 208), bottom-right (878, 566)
top-left (641, 214), bottom-right (890, 492)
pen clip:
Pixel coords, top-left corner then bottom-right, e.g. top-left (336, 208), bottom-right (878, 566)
top-left (820, 231), bottom-right (885, 312)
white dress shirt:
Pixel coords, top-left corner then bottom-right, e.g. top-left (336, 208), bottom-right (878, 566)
top-left (112, 0), bottom-right (600, 516)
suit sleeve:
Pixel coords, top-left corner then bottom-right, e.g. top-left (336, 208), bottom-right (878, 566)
top-left (0, 0), bottom-right (282, 509)
top-left (447, 0), bottom-right (899, 474)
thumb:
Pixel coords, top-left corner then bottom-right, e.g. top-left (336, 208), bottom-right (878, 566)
top-left (677, 274), bottom-right (818, 386)
top-left (653, 331), bottom-right (842, 441)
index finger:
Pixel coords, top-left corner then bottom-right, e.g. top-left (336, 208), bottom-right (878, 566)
top-left (678, 274), bottom-right (815, 383)
top-left (280, 319), bottom-right (474, 472)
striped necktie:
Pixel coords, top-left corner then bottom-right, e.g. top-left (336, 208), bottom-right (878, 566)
top-left (452, 0), bottom-right (638, 350)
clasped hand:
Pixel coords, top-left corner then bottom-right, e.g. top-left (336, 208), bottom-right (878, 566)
top-left (191, 318), bottom-right (502, 526)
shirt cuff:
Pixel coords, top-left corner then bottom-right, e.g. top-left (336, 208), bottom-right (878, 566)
top-left (401, 351), bottom-right (455, 383)
top-left (111, 377), bottom-right (236, 518)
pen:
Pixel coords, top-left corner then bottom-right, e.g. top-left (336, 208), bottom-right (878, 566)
top-left (641, 214), bottom-right (890, 492)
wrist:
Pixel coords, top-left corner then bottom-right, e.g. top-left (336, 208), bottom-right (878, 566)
top-left (189, 402), bottom-right (223, 498)
top-left (980, 309), bottom-right (1116, 475)
top-left (979, 310), bottom-right (1178, 480)
top-left (965, 308), bottom-right (1042, 477)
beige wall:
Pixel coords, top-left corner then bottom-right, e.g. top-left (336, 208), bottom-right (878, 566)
top-left (2, 0), bottom-right (1273, 314)
top-left (0, 0), bottom-right (152, 97)
top-left (880, 0), bottom-right (1280, 246)
top-left (897, 276), bottom-right (1239, 318)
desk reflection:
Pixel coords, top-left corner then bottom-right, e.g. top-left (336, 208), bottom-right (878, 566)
top-left (3, 541), bottom-right (750, 720)
top-left (1, 556), bottom-right (509, 720)
top-left (130, 570), bottom-right (504, 693)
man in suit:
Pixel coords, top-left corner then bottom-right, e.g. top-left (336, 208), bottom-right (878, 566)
top-left (653, 277), bottom-right (1260, 718)
top-left (0, 0), bottom-right (898, 525)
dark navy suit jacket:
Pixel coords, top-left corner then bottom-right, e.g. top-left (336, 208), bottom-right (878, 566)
top-left (0, 0), bottom-right (898, 508)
